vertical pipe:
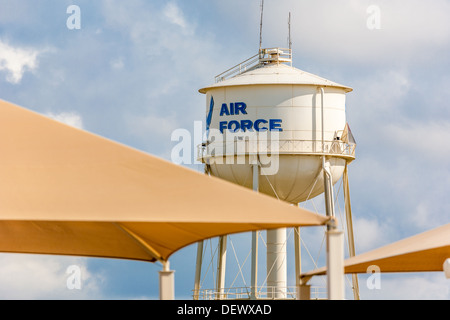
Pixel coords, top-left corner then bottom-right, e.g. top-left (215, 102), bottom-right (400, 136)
top-left (321, 87), bottom-right (336, 223)
top-left (320, 86), bottom-right (344, 299)
top-left (320, 87), bottom-right (325, 155)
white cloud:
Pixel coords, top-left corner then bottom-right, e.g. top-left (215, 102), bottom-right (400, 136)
top-left (252, 0), bottom-right (450, 67)
top-left (382, 120), bottom-right (450, 160)
top-left (163, 2), bottom-right (190, 32)
top-left (110, 57), bottom-right (124, 70)
top-left (359, 272), bottom-right (449, 300)
top-left (0, 40), bottom-right (40, 84)
top-left (0, 255), bottom-right (103, 299)
top-left (353, 217), bottom-right (394, 252)
top-left (46, 111), bottom-right (84, 130)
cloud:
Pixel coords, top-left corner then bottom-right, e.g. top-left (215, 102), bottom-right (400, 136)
top-left (0, 254), bottom-right (103, 299)
top-left (163, 2), bottom-right (191, 33)
top-left (359, 272), bottom-right (449, 300)
top-left (382, 120), bottom-right (450, 161)
top-left (0, 0), bottom-right (448, 301)
top-left (352, 217), bottom-right (395, 252)
top-left (110, 57), bottom-right (124, 70)
top-left (247, 0), bottom-right (450, 68)
top-left (45, 111), bottom-right (84, 130)
top-left (0, 40), bottom-right (40, 84)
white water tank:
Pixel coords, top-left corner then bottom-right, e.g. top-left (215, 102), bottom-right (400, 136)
top-left (198, 49), bottom-right (355, 204)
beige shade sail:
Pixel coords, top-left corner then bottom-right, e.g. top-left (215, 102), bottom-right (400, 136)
top-left (301, 223), bottom-right (450, 280)
top-left (0, 99), bottom-right (330, 263)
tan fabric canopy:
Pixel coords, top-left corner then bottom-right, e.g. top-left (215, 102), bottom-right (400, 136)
top-left (301, 223), bottom-right (450, 280)
top-left (0, 99), bottom-right (329, 263)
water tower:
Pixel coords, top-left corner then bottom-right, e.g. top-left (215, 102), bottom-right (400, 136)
top-left (194, 47), bottom-right (357, 300)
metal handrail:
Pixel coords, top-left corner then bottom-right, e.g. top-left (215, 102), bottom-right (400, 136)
top-left (197, 139), bottom-right (356, 162)
top-left (215, 53), bottom-right (260, 83)
top-left (193, 285), bottom-right (326, 300)
top-left (214, 48), bottom-right (292, 83)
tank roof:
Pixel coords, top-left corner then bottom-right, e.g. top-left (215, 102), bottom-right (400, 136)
top-left (199, 63), bottom-right (353, 94)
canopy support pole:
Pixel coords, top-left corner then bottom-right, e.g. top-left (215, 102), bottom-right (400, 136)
top-left (194, 164), bottom-right (209, 300)
top-left (113, 223), bottom-right (175, 300)
top-left (159, 261), bottom-right (175, 300)
top-left (343, 162), bottom-right (360, 300)
top-left (326, 224), bottom-right (344, 300)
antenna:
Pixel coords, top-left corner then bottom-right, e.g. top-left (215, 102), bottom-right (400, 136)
top-left (288, 12), bottom-right (292, 51)
top-left (288, 12), bottom-right (293, 66)
top-left (259, 0), bottom-right (264, 56)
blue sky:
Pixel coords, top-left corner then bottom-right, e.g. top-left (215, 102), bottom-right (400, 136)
top-left (0, 0), bottom-right (449, 300)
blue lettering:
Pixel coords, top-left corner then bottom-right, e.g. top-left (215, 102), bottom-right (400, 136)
top-left (217, 118), bottom-right (282, 133)
top-left (269, 119), bottom-right (283, 131)
top-left (240, 119), bottom-right (253, 132)
top-left (219, 121), bottom-right (228, 133)
top-left (220, 103), bottom-right (230, 116)
top-left (234, 102), bottom-right (247, 115)
top-left (228, 120), bottom-right (240, 132)
top-left (254, 119), bottom-right (268, 132)
top-left (219, 102), bottom-right (248, 116)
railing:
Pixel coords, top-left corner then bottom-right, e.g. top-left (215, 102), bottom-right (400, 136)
top-left (214, 48), bottom-right (292, 83)
top-left (194, 285), bottom-right (327, 300)
top-left (197, 139), bottom-right (356, 162)
top-left (215, 53), bottom-right (261, 83)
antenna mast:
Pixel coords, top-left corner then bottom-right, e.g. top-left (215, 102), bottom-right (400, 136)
top-left (288, 12), bottom-right (292, 65)
top-left (288, 12), bottom-right (292, 51)
top-left (259, 0), bottom-right (264, 57)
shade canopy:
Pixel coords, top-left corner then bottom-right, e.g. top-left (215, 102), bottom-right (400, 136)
top-left (0, 99), bottom-right (329, 263)
top-left (301, 223), bottom-right (450, 280)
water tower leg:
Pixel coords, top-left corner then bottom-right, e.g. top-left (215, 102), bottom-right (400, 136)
top-left (216, 236), bottom-right (227, 300)
top-left (343, 163), bottom-right (360, 300)
top-left (193, 241), bottom-right (204, 300)
top-left (294, 226), bottom-right (301, 290)
top-left (322, 158), bottom-right (336, 221)
top-left (251, 163), bottom-right (259, 300)
top-left (267, 228), bottom-right (287, 299)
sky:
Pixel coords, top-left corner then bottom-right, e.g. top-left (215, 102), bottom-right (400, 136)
top-left (0, 0), bottom-right (449, 300)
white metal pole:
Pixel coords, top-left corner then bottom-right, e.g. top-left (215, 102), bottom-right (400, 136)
top-left (266, 228), bottom-right (287, 299)
top-left (193, 241), bottom-right (204, 300)
top-left (343, 163), bottom-right (360, 300)
top-left (294, 226), bottom-right (301, 287)
top-left (326, 227), bottom-right (344, 300)
top-left (251, 163), bottom-right (259, 299)
top-left (320, 87), bottom-right (325, 155)
top-left (320, 86), bottom-right (344, 300)
top-left (216, 236), bottom-right (227, 300)
top-left (159, 261), bottom-right (175, 300)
